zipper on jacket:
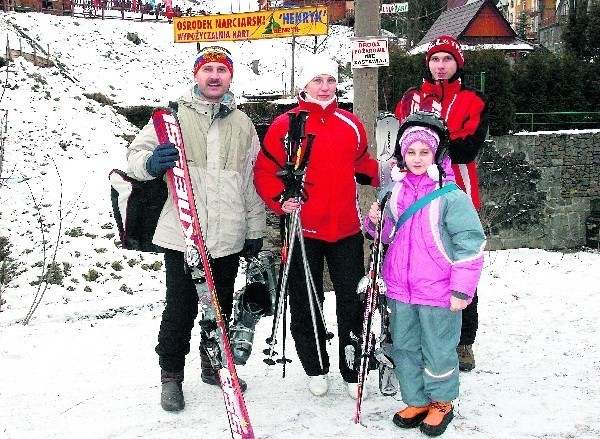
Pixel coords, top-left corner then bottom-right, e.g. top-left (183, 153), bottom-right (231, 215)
top-left (406, 184), bottom-right (420, 303)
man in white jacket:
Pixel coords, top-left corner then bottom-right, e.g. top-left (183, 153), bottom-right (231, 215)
top-left (126, 46), bottom-right (265, 412)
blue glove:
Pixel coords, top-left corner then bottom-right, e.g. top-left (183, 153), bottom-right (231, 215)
top-left (243, 238), bottom-right (263, 258)
top-left (145, 143), bottom-right (179, 177)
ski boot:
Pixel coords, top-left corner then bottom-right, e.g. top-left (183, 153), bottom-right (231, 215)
top-left (245, 250), bottom-right (278, 316)
top-left (375, 291), bottom-right (398, 396)
top-left (229, 275), bottom-right (271, 365)
top-left (196, 275), bottom-right (216, 327)
top-left (344, 332), bottom-right (379, 372)
top-left (199, 332), bottom-right (248, 393)
top-left (376, 341), bottom-right (398, 396)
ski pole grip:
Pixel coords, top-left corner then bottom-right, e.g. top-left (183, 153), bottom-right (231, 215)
top-left (297, 110), bottom-right (309, 140)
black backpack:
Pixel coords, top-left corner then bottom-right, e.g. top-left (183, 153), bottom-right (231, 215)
top-left (109, 169), bottom-right (167, 253)
top-left (110, 102), bottom-right (179, 252)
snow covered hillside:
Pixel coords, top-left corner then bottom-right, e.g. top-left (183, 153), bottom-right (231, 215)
top-left (1, 7), bottom-right (600, 439)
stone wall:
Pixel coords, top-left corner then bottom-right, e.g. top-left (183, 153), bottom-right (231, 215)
top-left (482, 131), bottom-right (599, 250)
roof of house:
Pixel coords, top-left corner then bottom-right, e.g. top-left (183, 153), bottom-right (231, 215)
top-left (411, 0), bottom-right (532, 54)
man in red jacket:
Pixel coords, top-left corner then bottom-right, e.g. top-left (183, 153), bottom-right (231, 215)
top-left (254, 53), bottom-right (378, 399)
top-left (395, 35), bottom-right (489, 372)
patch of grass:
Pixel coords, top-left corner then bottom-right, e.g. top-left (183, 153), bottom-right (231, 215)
top-left (141, 261), bottom-right (163, 271)
top-left (0, 236), bottom-right (21, 299)
top-left (62, 262), bottom-right (72, 276)
top-left (83, 92), bottom-right (114, 106)
top-left (82, 269), bottom-right (100, 282)
top-left (31, 261), bottom-right (66, 286)
top-left (65, 227), bottom-right (84, 237)
top-left (120, 284), bottom-right (133, 295)
top-left (28, 72), bottom-right (47, 85)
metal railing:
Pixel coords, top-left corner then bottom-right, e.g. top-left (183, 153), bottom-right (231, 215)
top-left (515, 112), bottom-right (600, 132)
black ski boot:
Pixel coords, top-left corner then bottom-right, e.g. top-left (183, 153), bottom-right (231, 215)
top-left (250, 251), bottom-right (278, 316)
top-left (200, 337), bottom-right (248, 392)
top-left (230, 276), bottom-right (271, 365)
top-left (160, 369), bottom-right (185, 412)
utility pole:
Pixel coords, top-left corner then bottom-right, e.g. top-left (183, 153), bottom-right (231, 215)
top-left (353, 0), bottom-right (380, 148)
top-left (353, 0), bottom-right (381, 264)
top-left (290, 35), bottom-right (296, 96)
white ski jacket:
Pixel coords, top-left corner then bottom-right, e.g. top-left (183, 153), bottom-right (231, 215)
top-left (126, 86), bottom-right (265, 258)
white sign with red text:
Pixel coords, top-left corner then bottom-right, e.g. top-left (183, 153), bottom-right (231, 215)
top-left (351, 38), bottom-right (389, 69)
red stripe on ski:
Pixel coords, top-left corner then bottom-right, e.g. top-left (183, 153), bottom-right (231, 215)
top-left (152, 107), bottom-right (254, 439)
top-left (355, 191), bottom-right (391, 424)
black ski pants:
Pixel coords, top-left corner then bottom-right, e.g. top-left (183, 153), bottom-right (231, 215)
top-left (287, 232), bottom-right (365, 383)
top-left (156, 248), bottom-right (240, 374)
top-left (459, 289), bottom-right (478, 346)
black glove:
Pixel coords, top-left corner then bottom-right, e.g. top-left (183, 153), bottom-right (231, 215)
top-left (145, 142), bottom-right (179, 177)
top-left (242, 238), bottom-right (263, 258)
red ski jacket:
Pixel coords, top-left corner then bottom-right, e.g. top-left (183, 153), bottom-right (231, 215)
top-left (254, 95), bottom-right (378, 242)
top-left (394, 78), bottom-right (489, 210)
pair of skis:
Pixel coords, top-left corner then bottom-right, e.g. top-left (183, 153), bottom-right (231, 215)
top-left (354, 112), bottom-right (400, 424)
top-left (152, 108), bottom-right (254, 439)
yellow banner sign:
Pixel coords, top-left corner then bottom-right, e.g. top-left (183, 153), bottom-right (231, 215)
top-left (173, 6), bottom-right (328, 43)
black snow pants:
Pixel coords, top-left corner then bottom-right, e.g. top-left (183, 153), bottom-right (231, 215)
top-left (287, 232), bottom-right (365, 383)
top-left (156, 248), bottom-right (240, 373)
top-left (459, 289), bottom-right (478, 346)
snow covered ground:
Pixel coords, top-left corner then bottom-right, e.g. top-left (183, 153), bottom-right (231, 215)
top-left (1, 5), bottom-right (600, 439)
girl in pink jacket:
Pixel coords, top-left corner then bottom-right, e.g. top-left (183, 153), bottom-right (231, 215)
top-left (366, 112), bottom-right (485, 437)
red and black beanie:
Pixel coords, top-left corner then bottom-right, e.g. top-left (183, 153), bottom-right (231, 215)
top-left (426, 35), bottom-right (464, 68)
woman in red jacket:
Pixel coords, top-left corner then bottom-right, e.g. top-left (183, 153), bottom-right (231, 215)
top-left (395, 35), bottom-right (489, 372)
top-left (254, 53), bottom-right (378, 399)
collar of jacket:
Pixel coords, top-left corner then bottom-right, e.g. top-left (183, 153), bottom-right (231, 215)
top-left (406, 171), bottom-right (433, 189)
top-left (296, 91), bottom-right (338, 117)
top-left (180, 85), bottom-right (236, 120)
top-left (421, 78), bottom-right (462, 103)
top-left (423, 66), bottom-right (463, 84)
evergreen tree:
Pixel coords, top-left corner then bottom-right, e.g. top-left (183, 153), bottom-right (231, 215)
top-left (405, 0), bottom-right (446, 48)
top-left (378, 47), bottom-right (424, 112)
top-left (556, 52), bottom-right (586, 111)
top-left (581, 54), bottom-right (600, 111)
top-left (465, 51), bottom-right (515, 136)
top-left (516, 11), bottom-right (529, 39)
top-left (563, 0), bottom-right (591, 60)
top-left (512, 49), bottom-right (556, 113)
top-left (587, 1), bottom-right (600, 61)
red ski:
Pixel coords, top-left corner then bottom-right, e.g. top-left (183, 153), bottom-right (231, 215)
top-left (152, 107), bottom-right (254, 439)
top-left (355, 191), bottom-right (392, 424)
